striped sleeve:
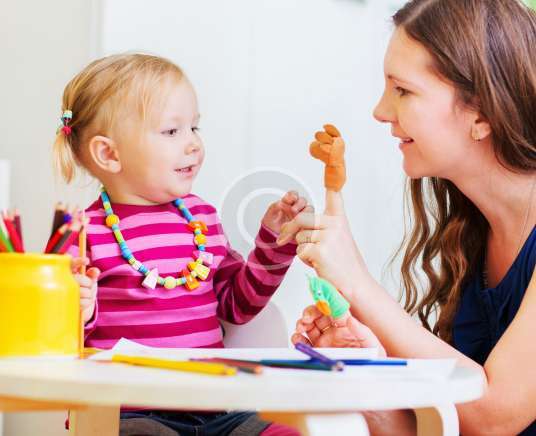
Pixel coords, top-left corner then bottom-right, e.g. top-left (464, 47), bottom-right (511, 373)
top-left (213, 223), bottom-right (297, 324)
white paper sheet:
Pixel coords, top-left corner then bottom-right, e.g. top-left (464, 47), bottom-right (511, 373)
top-left (90, 338), bottom-right (457, 380)
top-left (90, 337), bottom-right (380, 361)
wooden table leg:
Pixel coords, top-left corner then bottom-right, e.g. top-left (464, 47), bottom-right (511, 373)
top-left (69, 405), bottom-right (120, 436)
top-left (415, 404), bottom-right (458, 436)
top-left (260, 412), bottom-right (369, 436)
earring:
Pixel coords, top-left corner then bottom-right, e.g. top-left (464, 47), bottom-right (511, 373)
top-left (472, 131), bottom-right (481, 142)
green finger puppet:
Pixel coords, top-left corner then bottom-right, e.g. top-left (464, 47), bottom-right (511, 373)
top-left (307, 275), bottom-right (350, 322)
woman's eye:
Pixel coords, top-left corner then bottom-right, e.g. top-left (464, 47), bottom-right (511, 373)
top-left (163, 128), bottom-right (178, 136)
top-left (192, 127), bottom-right (200, 133)
top-left (395, 86), bottom-right (409, 97)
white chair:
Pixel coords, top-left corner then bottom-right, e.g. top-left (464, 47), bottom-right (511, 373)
top-left (221, 301), bottom-right (289, 348)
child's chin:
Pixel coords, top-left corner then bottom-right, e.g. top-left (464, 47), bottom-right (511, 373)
top-left (173, 184), bottom-right (193, 198)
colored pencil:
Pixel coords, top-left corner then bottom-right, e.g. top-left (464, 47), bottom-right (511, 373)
top-left (112, 354), bottom-right (237, 376)
top-left (191, 358), bottom-right (264, 374)
top-left (2, 212), bottom-right (23, 253)
top-left (260, 359), bottom-right (408, 367)
top-left (13, 210), bottom-right (23, 251)
top-left (79, 211), bottom-right (87, 275)
top-left (338, 359), bottom-right (407, 366)
top-left (295, 342), bottom-right (344, 371)
top-left (55, 221), bottom-right (81, 254)
top-left (51, 227), bottom-right (73, 254)
top-left (45, 223), bottom-right (69, 253)
top-left (0, 217), bottom-right (14, 252)
top-left (51, 203), bottom-right (66, 234)
top-left (260, 359), bottom-right (335, 371)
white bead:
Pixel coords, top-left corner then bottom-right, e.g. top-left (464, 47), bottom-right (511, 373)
top-left (195, 251), bottom-right (213, 266)
top-left (142, 268), bottom-right (159, 289)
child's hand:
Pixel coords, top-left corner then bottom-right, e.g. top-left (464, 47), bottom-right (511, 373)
top-left (261, 191), bottom-right (312, 235)
top-left (71, 257), bottom-right (100, 324)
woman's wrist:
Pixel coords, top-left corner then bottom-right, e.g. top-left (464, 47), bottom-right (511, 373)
top-left (339, 264), bottom-right (376, 303)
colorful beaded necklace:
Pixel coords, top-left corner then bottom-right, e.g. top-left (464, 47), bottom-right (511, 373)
top-left (100, 187), bottom-right (213, 291)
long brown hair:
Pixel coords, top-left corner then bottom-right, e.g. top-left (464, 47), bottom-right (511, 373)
top-left (393, 0), bottom-right (536, 342)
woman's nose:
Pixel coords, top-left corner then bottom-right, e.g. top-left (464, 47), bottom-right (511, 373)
top-left (373, 92), bottom-right (396, 124)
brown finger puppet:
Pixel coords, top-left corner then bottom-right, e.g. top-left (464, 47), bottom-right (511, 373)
top-left (309, 124), bottom-right (346, 192)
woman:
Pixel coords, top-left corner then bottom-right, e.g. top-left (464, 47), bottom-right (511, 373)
top-left (277, 0), bottom-right (536, 434)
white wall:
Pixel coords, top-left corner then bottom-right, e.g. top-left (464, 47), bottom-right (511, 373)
top-left (0, 0), bottom-right (97, 253)
top-left (0, 1), bottom-right (92, 434)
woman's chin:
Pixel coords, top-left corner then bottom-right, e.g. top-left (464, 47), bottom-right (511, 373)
top-left (402, 161), bottom-right (428, 180)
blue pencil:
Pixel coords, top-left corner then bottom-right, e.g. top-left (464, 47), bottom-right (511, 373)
top-left (339, 359), bottom-right (407, 366)
top-left (265, 359), bottom-right (408, 367)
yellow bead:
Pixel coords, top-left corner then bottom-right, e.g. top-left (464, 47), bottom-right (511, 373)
top-left (163, 276), bottom-right (176, 289)
top-left (194, 234), bottom-right (206, 245)
top-left (188, 262), bottom-right (209, 280)
top-left (105, 214), bottom-right (119, 227)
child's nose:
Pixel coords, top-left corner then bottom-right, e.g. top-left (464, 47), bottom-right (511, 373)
top-left (185, 142), bottom-right (200, 154)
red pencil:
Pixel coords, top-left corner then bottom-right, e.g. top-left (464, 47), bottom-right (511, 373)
top-left (45, 223), bottom-right (69, 253)
top-left (51, 203), bottom-right (66, 235)
top-left (2, 212), bottom-right (23, 253)
top-left (55, 222), bottom-right (81, 254)
top-left (13, 209), bottom-right (24, 251)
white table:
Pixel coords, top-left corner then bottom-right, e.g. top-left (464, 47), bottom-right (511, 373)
top-left (0, 357), bottom-right (483, 436)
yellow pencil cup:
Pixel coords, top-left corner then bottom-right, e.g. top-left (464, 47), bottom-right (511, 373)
top-left (0, 253), bottom-right (80, 358)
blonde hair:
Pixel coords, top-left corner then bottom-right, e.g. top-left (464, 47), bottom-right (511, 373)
top-left (53, 53), bottom-right (184, 183)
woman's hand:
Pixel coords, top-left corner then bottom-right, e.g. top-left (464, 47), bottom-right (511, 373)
top-left (276, 193), bottom-right (368, 296)
top-left (291, 305), bottom-right (386, 356)
top-left (71, 256), bottom-right (100, 324)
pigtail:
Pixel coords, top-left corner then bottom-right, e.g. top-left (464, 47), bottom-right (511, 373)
top-left (53, 110), bottom-right (77, 183)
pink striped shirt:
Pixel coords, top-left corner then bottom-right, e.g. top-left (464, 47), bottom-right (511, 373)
top-left (69, 194), bottom-right (296, 350)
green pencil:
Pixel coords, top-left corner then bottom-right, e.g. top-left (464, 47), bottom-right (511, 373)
top-left (0, 219), bottom-right (14, 252)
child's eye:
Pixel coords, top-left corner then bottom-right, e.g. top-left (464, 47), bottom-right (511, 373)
top-left (192, 127), bottom-right (200, 133)
top-left (163, 128), bottom-right (178, 136)
top-left (395, 86), bottom-right (409, 97)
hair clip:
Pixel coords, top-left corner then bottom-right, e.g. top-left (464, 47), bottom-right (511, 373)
top-left (58, 109), bottom-right (73, 136)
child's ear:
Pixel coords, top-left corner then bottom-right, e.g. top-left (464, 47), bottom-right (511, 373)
top-left (88, 135), bottom-right (121, 174)
top-left (471, 115), bottom-right (492, 142)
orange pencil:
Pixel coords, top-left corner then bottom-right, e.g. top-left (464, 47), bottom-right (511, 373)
top-left (79, 211), bottom-right (87, 275)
